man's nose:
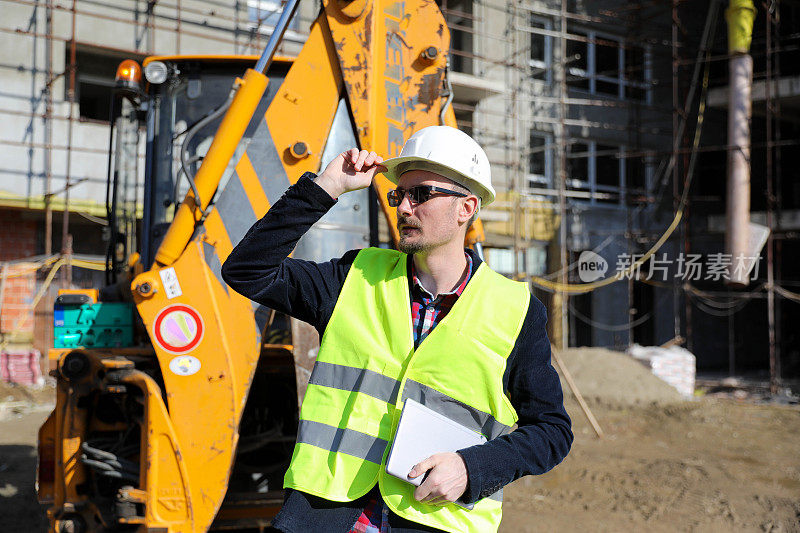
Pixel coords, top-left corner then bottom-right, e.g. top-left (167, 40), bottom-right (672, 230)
top-left (396, 192), bottom-right (413, 216)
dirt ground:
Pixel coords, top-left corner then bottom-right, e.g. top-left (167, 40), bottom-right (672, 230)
top-left (498, 348), bottom-right (800, 532)
top-left (2, 349), bottom-right (799, 532)
top-left (500, 397), bottom-right (800, 532)
top-left (0, 399), bottom-right (51, 532)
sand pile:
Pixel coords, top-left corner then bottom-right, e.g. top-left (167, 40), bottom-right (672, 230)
top-left (554, 347), bottom-right (685, 407)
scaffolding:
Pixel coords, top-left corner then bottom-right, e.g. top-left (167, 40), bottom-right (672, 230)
top-left (438, 0), bottom-right (798, 389)
top-left (0, 0), bottom-right (319, 284)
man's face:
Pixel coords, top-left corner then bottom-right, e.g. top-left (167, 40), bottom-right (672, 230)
top-left (395, 170), bottom-right (466, 255)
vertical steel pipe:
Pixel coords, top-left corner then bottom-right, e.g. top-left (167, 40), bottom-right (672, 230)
top-left (725, 53), bottom-right (752, 286)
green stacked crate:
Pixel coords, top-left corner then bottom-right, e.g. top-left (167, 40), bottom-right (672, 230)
top-left (54, 301), bottom-right (135, 349)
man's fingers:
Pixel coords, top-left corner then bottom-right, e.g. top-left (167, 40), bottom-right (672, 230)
top-left (353, 149), bottom-right (370, 171)
top-left (367, 166), bottom-right (386, 180)
top-left (411, 453), bottom-right (469, 507)
top-left (341, 147), bottom-right (359, 169)
top-left (408, 456), bottom-right (436, 479)
top-left (369, 154), bottom-right (385, 171)
top-left (364, 151), bottom-right (379, 167)
top-left (340, 149), bottom-right (385, 176)
top-left (411, 455), bottom-right (443, 502)
top-left (421, 491), bottom-right (444, 504)
top-left (417, 485), bottom-right (449, 507)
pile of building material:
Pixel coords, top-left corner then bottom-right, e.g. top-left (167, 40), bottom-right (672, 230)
top-left (554, 347), bottom-right (685, 407)
top-left (0, 349), bottom-right (43, 386)
top-left (627, 344), bottom-right (696, 399)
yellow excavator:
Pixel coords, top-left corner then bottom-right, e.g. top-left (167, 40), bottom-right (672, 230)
top-left (37, 0), bottom-right (486, 531)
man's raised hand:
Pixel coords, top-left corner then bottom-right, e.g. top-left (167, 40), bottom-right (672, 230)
top-left (314, 148), bottom-right (385, 199)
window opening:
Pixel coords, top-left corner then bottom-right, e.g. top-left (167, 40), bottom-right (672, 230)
top-left (529, 15), bottom-right (553, 83)
top-left (565, 26), bottom-right (651, 102)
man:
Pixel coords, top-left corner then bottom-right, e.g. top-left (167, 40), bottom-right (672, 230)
top-left (222, 126), bottom-right (572, 533)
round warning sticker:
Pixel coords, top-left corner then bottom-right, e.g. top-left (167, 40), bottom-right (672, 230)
top-left (153, 304), bottom-right (204, 354)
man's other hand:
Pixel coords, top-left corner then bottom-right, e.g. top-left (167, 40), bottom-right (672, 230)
top-left (315, 148), bottom-right (385, 199)
top-left (408, 452), bottom-right (468, 506)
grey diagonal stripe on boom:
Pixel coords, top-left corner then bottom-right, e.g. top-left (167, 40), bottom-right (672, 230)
top-left (308, 361), bottom-right (400, 404)
top-left (214, 172), bottom-right (257, 247)
top-left (252, 303), bottom-right (272, 338)
top-left (245, 120), bottom-right (291, 205)
top-left (201, 241), bottom-right (228, 295)
top-left (297, 420), bottom-right (388, 464)
top-left (401, 380), bottom-right (512, 441)
top-left (319, 99), bottom-right (357, 170)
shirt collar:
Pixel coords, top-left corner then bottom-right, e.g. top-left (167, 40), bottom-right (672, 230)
top-left (411, 252), bottom-right (473, 299)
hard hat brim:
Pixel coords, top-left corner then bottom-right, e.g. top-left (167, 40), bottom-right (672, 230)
top-left (380, 155), bottom-right (495, 206)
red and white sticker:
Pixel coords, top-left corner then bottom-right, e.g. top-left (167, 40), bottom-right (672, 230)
top-left (153, 304), bottom-right (204, 354)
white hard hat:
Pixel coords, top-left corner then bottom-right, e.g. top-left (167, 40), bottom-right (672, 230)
top-left (381, 125), bottom-right (495, 206)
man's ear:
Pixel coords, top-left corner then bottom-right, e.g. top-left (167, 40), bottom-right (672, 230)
top-left (458, 196), bottom-right (479, 223)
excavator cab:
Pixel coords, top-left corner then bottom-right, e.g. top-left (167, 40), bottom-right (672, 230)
top-left (105, 56), bottom-right (294, 281)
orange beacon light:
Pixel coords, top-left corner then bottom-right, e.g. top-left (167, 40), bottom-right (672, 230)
top-left (115, 59), bottom-right (142, 94)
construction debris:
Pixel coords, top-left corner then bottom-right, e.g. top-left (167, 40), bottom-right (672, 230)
top-left (0, 380), bottom-right (55, 421)
top-left (628, 344), bottom-right (696, 398)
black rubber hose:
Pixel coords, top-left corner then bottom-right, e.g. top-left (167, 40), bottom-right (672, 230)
top-left (177, 85), bottom-right (237, 215)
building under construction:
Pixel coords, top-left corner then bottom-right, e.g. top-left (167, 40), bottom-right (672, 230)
top-left (0, 0), bottom-right (798, 390)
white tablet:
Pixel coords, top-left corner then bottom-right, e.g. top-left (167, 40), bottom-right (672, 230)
top-left (385, 398), bottom-right (486, 510)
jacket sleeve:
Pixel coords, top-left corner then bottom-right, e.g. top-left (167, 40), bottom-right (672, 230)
top-left (221, 172), bottom-right (358, 334)
top-left (457, 296), bottom-right (573, 503)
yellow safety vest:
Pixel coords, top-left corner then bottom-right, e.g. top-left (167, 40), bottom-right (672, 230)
top-left (284, 248), bottom-right (530, 533)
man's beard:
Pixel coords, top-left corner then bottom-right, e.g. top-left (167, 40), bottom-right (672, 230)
top-left (398, 238), bottom-right (426, 254)
top-left (397, 217), bottom-right (427, 254)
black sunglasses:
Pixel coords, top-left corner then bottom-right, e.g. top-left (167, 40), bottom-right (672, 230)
top-left (386, 185), bottom-right (467, 207)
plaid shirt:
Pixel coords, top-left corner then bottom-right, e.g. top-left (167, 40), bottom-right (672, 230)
top-left (411, 253), bottom-right (473, 347)
top-left (349, 252), bottom-right (474, 532)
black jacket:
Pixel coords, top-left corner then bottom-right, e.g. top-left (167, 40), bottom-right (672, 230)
top-left (221, 173), bottom-right (573, 533)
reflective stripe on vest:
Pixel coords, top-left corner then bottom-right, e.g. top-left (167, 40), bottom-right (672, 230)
top-left (308, 361), bottom-right (513, 440)
top-left (296, 419), bottom-right (387, 465)
top-left (284, 248), bottom-right (530, 533)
